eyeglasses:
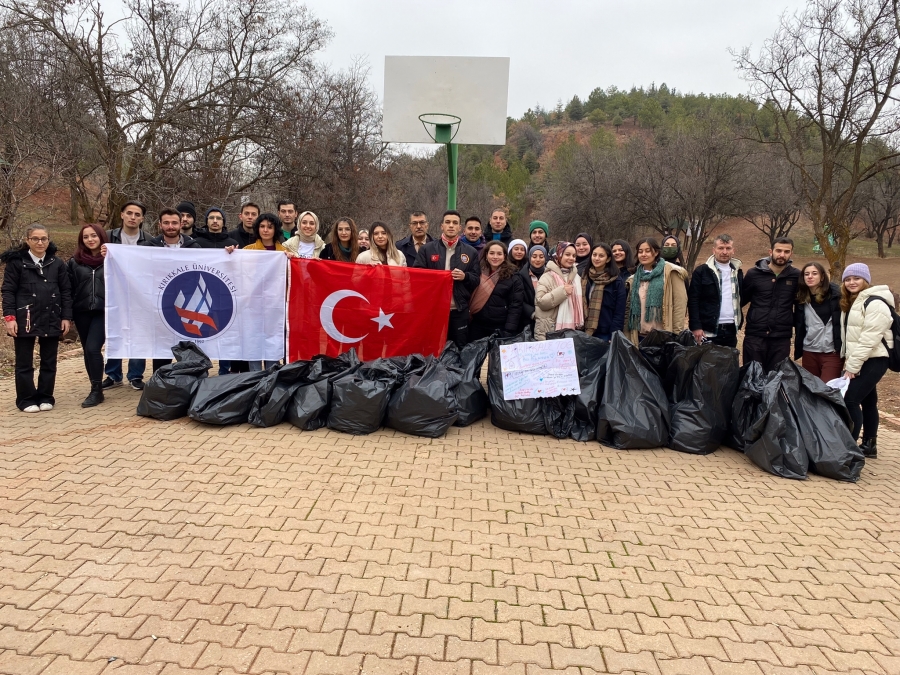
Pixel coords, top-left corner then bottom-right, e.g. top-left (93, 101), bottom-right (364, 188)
top-left (28, 237), bottom-right (49, 243)
top-left (410, 220), bottom-right (427, 226)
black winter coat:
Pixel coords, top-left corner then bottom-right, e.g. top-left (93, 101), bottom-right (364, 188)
top-left (412, 239), bottom-right (481, 317)
top-left (687, 259), bottom-right (744, 333)
top-left (518, 264), bottom-right (543, 332)
top-left (1, 244), bottom-right (73, 337)
top-left (583, 275), bottom-right (627, 340)
top-left (741, 258), bottom-right (800, 339)
top-left (319, 243), bottom-right (356, 262)
top-left (106, 227), bottom-right (148, 245)
top-left (794, 282), bottom-right (842, 359)
top-left (195, 230), bottom-right (238, 249)
top-left (396, 234), bottom-right (433, 268)
top-left (230, 227), bottom-right (254, 249)
top-left (67, 258), bottom-right (105, 313)
top-left (140, 234), bottom-right (202, 249)
top-left (485, 224), bottom-right (513, 245)
top-left (470, 273), bottom-right (524, 337)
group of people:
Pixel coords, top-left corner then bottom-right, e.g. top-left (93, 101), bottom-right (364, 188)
top-left (2, 201), bottom-right (895, 460)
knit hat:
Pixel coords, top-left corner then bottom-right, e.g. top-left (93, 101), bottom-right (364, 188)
top-left (528, 245), bottom-right (547, 259)
top-left (529, 220), bottom-right (549, 236)
top-left (842, 263), bottom-right (871, 284)
top-left (176, 201), bottom-right (197, 220)
top-left (508, 238), bottom-right (528, 254)
top-left (204, 207), bottom-right (226, 228)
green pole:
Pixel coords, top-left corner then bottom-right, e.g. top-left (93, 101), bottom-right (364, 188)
top-left (434, 123), bottom-right (458, 210)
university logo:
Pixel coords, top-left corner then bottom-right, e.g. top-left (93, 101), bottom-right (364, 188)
top-left (158, 270), bottom-right (235, 339)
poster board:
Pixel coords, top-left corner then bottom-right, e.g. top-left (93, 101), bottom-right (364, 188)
top-left (500, 338), bottom-right (581, 401)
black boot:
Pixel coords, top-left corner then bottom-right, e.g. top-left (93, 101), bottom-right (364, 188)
top-left (82, 381), bottom-right (105, 408)
top-left (859, 437), bottom-right (877, 459)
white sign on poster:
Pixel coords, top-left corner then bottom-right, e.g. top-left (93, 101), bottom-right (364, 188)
top-left (500, 338), bottom-right (581, 401)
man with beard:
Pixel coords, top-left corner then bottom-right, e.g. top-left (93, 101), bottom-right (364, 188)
top-left (278, 200), bottom-right (298, 240)
top-left (176, 201), bottom-right (198, 236)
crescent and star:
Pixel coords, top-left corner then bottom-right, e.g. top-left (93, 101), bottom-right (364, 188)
top-left (319, 290), bottom-right (395, 344)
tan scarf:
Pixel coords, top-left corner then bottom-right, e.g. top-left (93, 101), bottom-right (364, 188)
top-left (582, 268), bottom-right (611, 336)
top-left (470, 272), bottom-right (499, 315)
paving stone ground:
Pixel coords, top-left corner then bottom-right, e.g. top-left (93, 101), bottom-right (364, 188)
top-left (2, 355), bottom-right (900, 675)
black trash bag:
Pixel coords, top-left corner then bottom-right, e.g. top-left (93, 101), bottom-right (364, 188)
top-left (667, 344), bottom-right (741, 454)
top-left (286, 351), bottom-right (361, 431)
top-left (743, 368), bottom-right (809, 480)
top-left (546, 329), bottom-right (610, 442)
top-left (188, 370), bottom-right (269, 425)
top-left (487, 329), bottom-right (547, 435)
top-left (327, 358), bottom-right (405, 435)
top-left (387, 357), bottom-right (460, 437)
top-left (727, 362), bottom-right (767, 451)
top-left (638, 330), bottom-right (682, 380)
top-left (453, 336), bottom-right (492, 427)
top-left (438, 341), bottom-right (462, 369)
top-left (596, 331), bottom-right (670, 448)
top-left (136, 341), bottom-right (212, 420)
top-left (247, 360), bottom-right (314, 428)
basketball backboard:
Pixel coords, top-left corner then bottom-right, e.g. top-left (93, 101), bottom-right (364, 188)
top-left (382, 56), bottom-right (510, 146)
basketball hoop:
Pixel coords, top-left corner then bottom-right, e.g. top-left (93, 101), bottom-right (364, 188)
top-left (419, 113), bottom-right (462, 145)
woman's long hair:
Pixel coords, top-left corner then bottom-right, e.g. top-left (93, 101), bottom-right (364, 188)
top-left (797, 262), bottom-right (831, 305)
top-left (252, 213), bottom-right (285, 244)
top-left (634, 237), bottom-right (661, 267)
top-left (480, 241), bottom-right (517, 280)
top-left (591, 243), bottom-right (620, 278)
top-left (330, 217), bottom-right (359, 262)
top-left (369, 222), bottom-right (403, 265)
top-left (73, 223), bottom-right (108, 265)
top-left (840, 279), bottom-right (870, 314)
top-left (611, 239), bottom-right (635, 273)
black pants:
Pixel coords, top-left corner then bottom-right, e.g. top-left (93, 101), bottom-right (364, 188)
top-left (844, 357), bottom-right (889, 440)
top-left (742, 335), bottom-right (791, 372)
top-left (73, 311), bottom-right (105, 383)
top-left (152, 359), bottom-right (172, 372)
top-left (14, 335), bottom-right (59, 410)
top-left (447, 309), bottom-right (469, 348)
top-left (710, 323), bottom-right (738, 348)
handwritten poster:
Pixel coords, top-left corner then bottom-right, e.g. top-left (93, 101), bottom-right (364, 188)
top-left (500, 338), bottom-right (581, 401)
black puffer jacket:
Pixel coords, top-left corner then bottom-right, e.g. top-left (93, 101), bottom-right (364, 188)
top-left (741, 257), bottom-right (800, 339)
top-left (67, 258), bottom-right (105, 313)
top-left (194, 230), bottom-right (238, 249)
top-left (412, 239), bottom-right (481, 317)
top-left (230, 227), bottom-right (254, 249)
top-left (794, 282), bottom-right (842, 359)
top-left (1, 243), bottom-right (73, 337)
top-left (470, 272), bottom-right (524, 337)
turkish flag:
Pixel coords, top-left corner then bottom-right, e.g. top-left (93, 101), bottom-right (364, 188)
top-left (287, 259), bottom-right (453, 361)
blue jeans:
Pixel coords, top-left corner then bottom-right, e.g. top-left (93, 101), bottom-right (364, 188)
top-left (248, 360), bottom-right (279, 372)
top-left (219, 360), bottom-right (232, 376)
top-left (105, 358), bottom-right (147, 382)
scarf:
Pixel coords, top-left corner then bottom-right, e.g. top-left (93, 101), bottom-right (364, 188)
top-left (74, 249), bottom-right (104, 268)
top-left (441, 234), bottom-right (459, 248)
top-left (627, 258), bottom-right (666, 331)
top-left (528, 264), bottom-right (545, 289)
top-left (582, 268), bottom-right (611, 336)
top-left (549, 266), bottom-right (584, 330)
top-left (295, 230), bottom-right (317, 244)
top-left (469, 271), bottom-right (499, 315)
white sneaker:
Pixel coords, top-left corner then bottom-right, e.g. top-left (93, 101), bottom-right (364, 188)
top-left (23, 405), bottom-right (40, 413)
top-left (39, 403), bottom-right (54, 411)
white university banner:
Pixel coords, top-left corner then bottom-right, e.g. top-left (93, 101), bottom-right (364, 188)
top-left (105, 246), bottom-right (287, 359)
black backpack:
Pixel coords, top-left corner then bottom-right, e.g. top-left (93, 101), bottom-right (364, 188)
top-left (863, 296), bottom-right (900, 372)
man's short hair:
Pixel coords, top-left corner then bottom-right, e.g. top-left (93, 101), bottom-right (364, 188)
top-left (491, 207), bottom-right (508, 217)
top-left (465, 216), bottom-right (482, 226)
top-left (773, 237), bottom-right (794, 248)
top-left (409, 211), bottom-right (427, 221)
top-left (714, 234), bottom-right (733, 245)
top-left (159, 207), bottom-right (181, 221)
top-left (277, 200), bottom-right (297, 211)
top-left (442, 210), bottom-right (462, 222)
top-left (241, 201), bottom-right (260, 213)
top-left (121, 200), bottom-right (146, 215)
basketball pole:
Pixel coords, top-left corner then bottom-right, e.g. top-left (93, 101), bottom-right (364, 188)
top-left (433, 122), bottom-right (458, 210)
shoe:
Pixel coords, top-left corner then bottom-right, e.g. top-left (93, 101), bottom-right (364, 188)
top-left (130, 378), bottom-right (145, 390)
top-left (22, 405), bottom-right (40, 413)
top-left (102, 377), bottom-right (122, 389)
top-left (39, 403), bottom-right (53, 411)
top-left (860, 437), bottom-right (877, 459)
top-left (82, 382), bottom-right (104, 408)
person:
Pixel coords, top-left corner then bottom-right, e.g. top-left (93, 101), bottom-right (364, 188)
top-left (518, 245), bottom-right (547, 334)
top-left (230, 201), bottom-right (260, 248)
top-left (396, 212), bottom-right (433, 266)
top-left (2, 225), bottom-right (72, 412)
top-left (241, 213), bottom-right (286, 251)
top-left (356, 222), bottom-right (406, 266)
top-left (195, 208), bottom-right (238, 249)
top-left (468, 241), bottom-right (524, 341)
top-left (660, 234), bottom-right (686, 268)
top-left (611, 240), bottom-right (635, 280)
top-left (487, 208), bottom-right (513, 245)
top-left (529, 220), bottom-right (550, 250)
top-left (463, 216), bottom-right (486, 253)
top-left (277, 200), bottom-right (298, 240)
top-left (176, 200), bottom-right (198, 236)
top-left (623, 237), bottom-right (689, 344)
top-left (507, 239), bottom-right (528, 270)
top-left (574, 233), bottom-right (593, 276)
top-left (141, 209), bottom-right (202, 248)
top-left (581, 243), bottom-right (626, 341)
top-left (688, 234), bottom-right (743, 348)
top-left (67, 224), bottom-right (108, 407)
top-left (794, 261), bottom-right (843, 382)
top-left (534, 242), bottom-right (584, 340)
top-left (284, 210), bottom-right (325, 259)
top-left (320, 217), bottom-right (359, 262)
top-left (840, 263), bottom-right (895, 458)
top-left (103, 200), bottom-right (149, 389)
top-left (358, 229), bottom-right (370, 251)
top-left (413, 210), bottom-right (480, 347)
top-left (741, 237), bottom-right (800, 372)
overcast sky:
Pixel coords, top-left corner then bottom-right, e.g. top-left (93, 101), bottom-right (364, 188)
top-left (303, 0), bottom-right (809, 117)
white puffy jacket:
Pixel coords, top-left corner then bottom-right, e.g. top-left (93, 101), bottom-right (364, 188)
top-left (840, 284), bottom-right (895, 375)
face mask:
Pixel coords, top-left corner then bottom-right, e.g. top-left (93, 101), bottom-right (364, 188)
top-left (661, 246), bottom-right (678, 260)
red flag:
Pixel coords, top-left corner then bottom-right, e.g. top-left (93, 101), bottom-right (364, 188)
top-left (287, 259), bottom-right (452, 361)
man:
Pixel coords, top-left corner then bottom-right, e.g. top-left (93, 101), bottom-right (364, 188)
top-left (688, 234), bottom-right (743, 348)
top-left (195, 208), bottom-right (238, 249)
top-left (487, 208), bottom-right (512, 245)
top-left (741, 237), bottom-right (800, 372)
top-left (463, 216), bottom-right (486, 252)
top-left (278, 200), bottom-right (298, 240)
top-left (529, 220), bottom-right (550, 250)
top-left (103, 200), bottom-right (149, 390)
top-left (176, 201), bottom-right (198, 236)
top-left (231, 201), bottom-right (260, 248)
top-left (413, 210), bottom-right (480, 347)
top-left (141, 208), bottom-right (202, 248)
top-left (396, 211), bottom-right (433, 267)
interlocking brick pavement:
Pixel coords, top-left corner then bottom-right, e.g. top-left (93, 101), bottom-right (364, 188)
top-left (2, 356), bottom-right (900, 674)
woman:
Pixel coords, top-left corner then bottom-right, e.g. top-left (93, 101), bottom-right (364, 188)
top-left (840, 263), bottom-right (895, 458)
top-left (581, 243), bottom-right (626, 341)
top-left (660, 235), bottom-right (686, 268)
top-left (2, 225), bottom-right (73, 412)
top-left (358, 229), bottom-right (370, 251)
top-left (611, 239), bottom-right (635, 280)
top-left (284, 210), bottom-right (325, 259)
top-left (574, 233), bottom-right (594, 277)
top-left (68, 224), bottom-right (108, 407)
top-left (320, 217), bottom-right (359, 263)
top-left (518, 245), bottom-right (547, 335)
top-left (242, 213), bottom-right (286, 251)
top-left (469, 242), bottom-right (525, 341)
top-left (794, 262), bottom-right (843, 382)
top-left (623, 237), bottom-right (688, 344)
top-left (356, 222), bottom-right (406, 266)
top-left (534, 242), bottom-right (584, 340)
top-left (507, 239), bottom-right (528, 270)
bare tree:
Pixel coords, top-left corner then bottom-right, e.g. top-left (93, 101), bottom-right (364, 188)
top-left (859, 166), bottom-right (900, 256)
top-left (740, 149), bottom-right (803, 247)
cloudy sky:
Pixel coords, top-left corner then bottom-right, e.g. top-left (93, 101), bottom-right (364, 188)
top-left (303, 0), bottom-right (808, 117)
